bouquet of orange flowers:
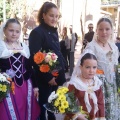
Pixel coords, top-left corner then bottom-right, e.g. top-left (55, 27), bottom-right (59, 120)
top-left (0, 69), bottom-right (15, 102)
top-left (34, 51), bottom-right (60, 77)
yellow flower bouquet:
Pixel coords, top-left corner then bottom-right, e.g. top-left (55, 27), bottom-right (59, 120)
top-left (44, 87), bottom-right (89, 119)
top-left (0, 69), bottom-right (15, 102)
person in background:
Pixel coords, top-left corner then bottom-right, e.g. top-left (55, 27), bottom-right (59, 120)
top-left (23, 27), bottom-right (29, 45)
top-left (29, 2), bottom-right (66, 120)
top-left (83, 23), bottom-right (94, 49)
top-left (66, 52), bottom-right (105, 120)
top-left (116, 36), bottom-right (120, 43)
top-left (69, 25), bottom-right (78, 50)
top-left (0, 18), bottom-right (40, 120)
top-left (84, 17), bottom-right (120, 120)
top-left (115, 37), bottom-right (120, 63)
top-left (60, 27), bottom-right (70, 72)
top-left (84, 23), bottom-right (94, 43)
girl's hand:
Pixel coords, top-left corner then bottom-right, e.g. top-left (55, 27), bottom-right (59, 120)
top-left (48, 77), bottom-right (57, 86)
top-left (77, 114), bottom-right (87, 120)
top-left (33, 88), bottom-right (39, 101)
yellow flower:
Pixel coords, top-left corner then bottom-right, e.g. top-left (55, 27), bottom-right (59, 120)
top-left (2, 85), bottom-right (7, 92)
top-left (61, 100), bottom-right (69, 109)
top-left (58, 94), bottom-right (66, 101)
top-left (56, 90), bottom-right (63, 96)
top-left (54, 100), bottom-right (60, 107)
top-left (118, 88), bottom-right (120, 93)
top-left (62, 88), bottom-right (69, 94)
top-left (57, 87), bottom-right (68, 95)
top-left (59, 106), bottom-right (65, 113)
top-left (0, 84), bottom-right (3, 91)
top-left (49, 60), bottom-right (53, 66)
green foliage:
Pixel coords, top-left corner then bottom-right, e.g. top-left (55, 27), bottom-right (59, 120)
top-left (0, 0), bottom-right (10, 22)
top-left (115, 64), bottom-right (120, 93)
top-left (65, 90), bottom-right (80, 113)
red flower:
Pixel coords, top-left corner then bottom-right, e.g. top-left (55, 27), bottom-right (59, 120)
top-left (34, 51), bottom-right (45, 64)
top-left (51, 71), bottom-right (59, 77)
top-left (40, 64), bottom-right (50, 73)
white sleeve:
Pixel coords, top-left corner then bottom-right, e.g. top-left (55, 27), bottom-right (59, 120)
top-left (0, 40), bottom-right (5, 57)
top-left (0, 40), bottom-right (11, 58)
top-left (21, 42), bottom-right (30, 58)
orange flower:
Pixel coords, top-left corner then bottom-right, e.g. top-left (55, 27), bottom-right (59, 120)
top-left (11, 82), bottom-right (15, 94)
top-left (7, 77), bottom-right (12, 82)
top-left (34, 51), bottom-right (45, 64)
top-left (51, 71), bottom-right (59, 77)
top-left (40, 64), bottom-right (50, 73)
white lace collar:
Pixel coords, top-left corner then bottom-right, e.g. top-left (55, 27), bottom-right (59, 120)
top-left (69, 75), bottom-right (102, 91)
top-left (68, 75), bottom-right (102, 114)
top-left (0, 40), bottom-right (30, 59)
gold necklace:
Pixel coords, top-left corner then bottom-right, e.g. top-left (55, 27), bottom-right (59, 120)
top-left (80, 75), bottom-right (95, 87)
top-left (5, 40), bottom-right (21, 50)
top-left (97, 39), bottom-right (108, 47)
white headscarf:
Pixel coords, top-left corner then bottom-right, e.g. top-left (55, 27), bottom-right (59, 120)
top-left (71, 49), bottom-right (96, 78)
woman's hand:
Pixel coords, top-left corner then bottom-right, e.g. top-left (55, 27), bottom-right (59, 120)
top-left (33, 88), bottom-right (39, 101)
top-left (48, 77), bottom-right (57, 86)
top-left (77, 114), bottom-right (87, 120)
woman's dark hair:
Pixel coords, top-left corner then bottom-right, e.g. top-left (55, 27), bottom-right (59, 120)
top-left (62, 27), bottom-right (67, 39)
top-left (80, 53), bottom-right (97, 66)
top-left (4, 18), bottom-right (21, 30)
top-left (37, 2), bottom-right (57, 24)
top-left (97, 17), bottom-right (113, 28)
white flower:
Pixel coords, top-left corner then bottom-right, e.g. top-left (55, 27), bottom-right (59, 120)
top-left (45, 54), bottom-right (52, 62)
top-left (49, 60), bottom-right (53, 66)
top-left (0, 73), bottom-right (7, 82)
top-left (48, 91), bottom-right (58, 103)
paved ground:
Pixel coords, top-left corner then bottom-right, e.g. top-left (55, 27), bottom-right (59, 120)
top-left (66, 41), bottom-right (82, 80)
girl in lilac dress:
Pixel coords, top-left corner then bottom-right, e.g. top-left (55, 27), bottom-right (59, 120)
top-left (0, 18), bottom-right (40, 120)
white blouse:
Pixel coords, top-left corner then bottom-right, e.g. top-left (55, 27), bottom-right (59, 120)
top-left (85, 40), bottom-right (119, 83)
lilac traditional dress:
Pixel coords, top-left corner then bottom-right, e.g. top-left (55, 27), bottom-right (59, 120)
top-left (0, 40), bottom-right (40, 120)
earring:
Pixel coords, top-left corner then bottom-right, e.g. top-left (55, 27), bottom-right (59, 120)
top-left (96, 34), bottom-right (98, 40)
top-left (3, 34), bottom-right (6, 41)
top-left (110, 34), bottom-right (112, 40)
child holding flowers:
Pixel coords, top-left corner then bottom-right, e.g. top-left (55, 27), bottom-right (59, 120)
top-left (67, 52), bottom-right (106, 120)
top-left (0, 18), bottom-right (40, 120)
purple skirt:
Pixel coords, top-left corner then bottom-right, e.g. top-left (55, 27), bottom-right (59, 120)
top-left (0, 79), bottom-right (40, 120)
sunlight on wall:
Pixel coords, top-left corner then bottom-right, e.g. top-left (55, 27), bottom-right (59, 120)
top-left (60, 0), bottom-right (101, 38)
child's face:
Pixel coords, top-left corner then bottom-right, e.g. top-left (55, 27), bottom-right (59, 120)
top-left (4, 23), bottom-right (21, 42)
top-left (80, 59), bottom-right (97, 79)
